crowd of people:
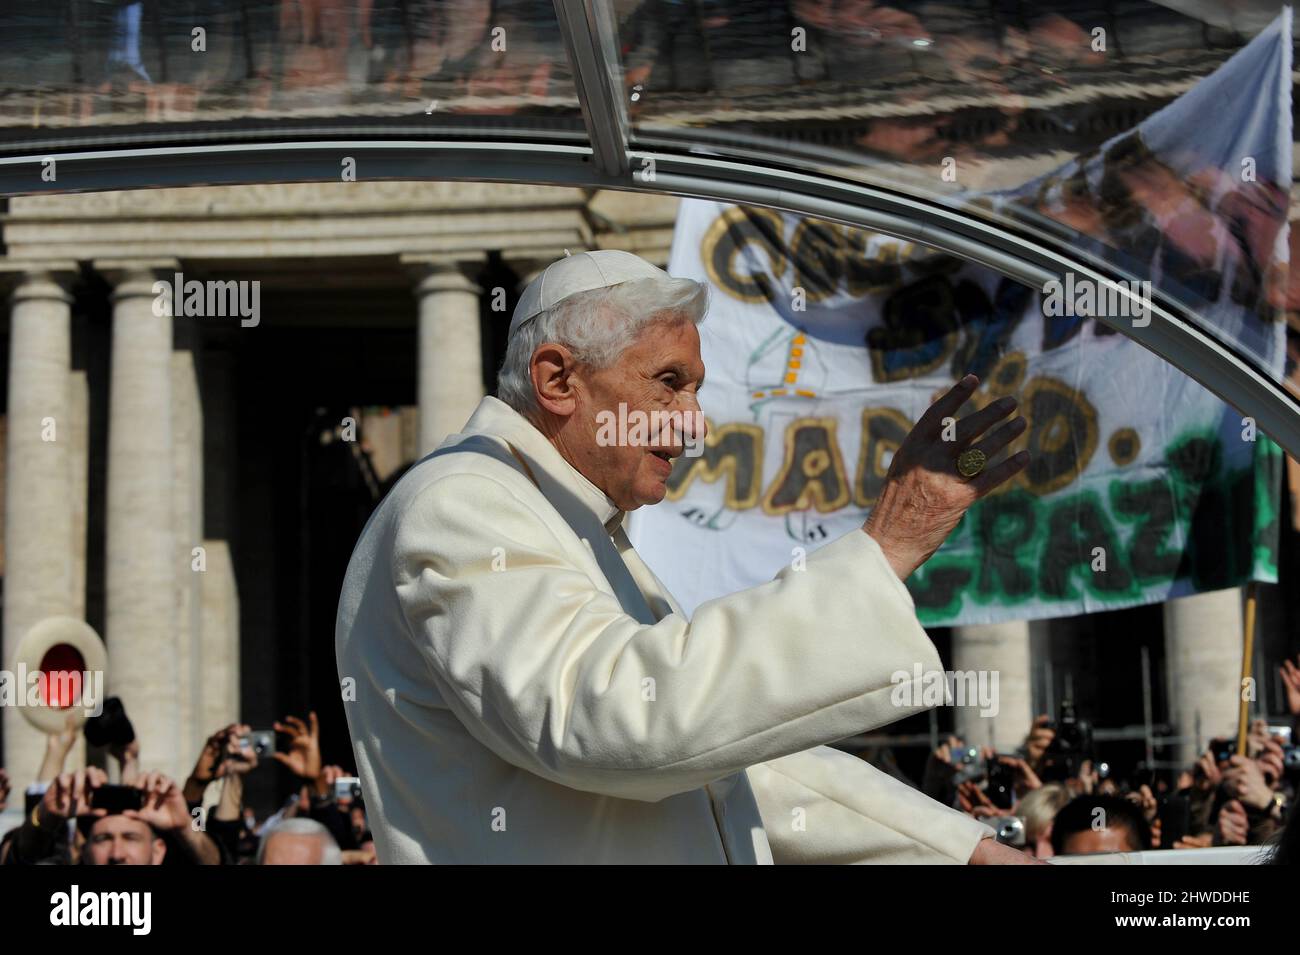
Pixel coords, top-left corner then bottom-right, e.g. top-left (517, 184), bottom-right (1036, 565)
top-left (0, 710), bottom-right (374, 865)
top-left (2, 656), bottom-right (1297, 864)
top-left (915, 654), bottom-right (1300, 862)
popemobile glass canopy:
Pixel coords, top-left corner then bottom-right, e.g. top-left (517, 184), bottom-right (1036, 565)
top-left (0, 1), bottom-right (1298, 454)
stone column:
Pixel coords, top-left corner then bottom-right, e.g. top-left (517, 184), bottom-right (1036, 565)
top-left (1164, 588), bottom-right (1244, 767)
top-left (172, 350), bottom-right (204, 762)
top-left (1, 265), bottom-right (78, 783)
top-left (951, 620), bottom-right (1034, 752)
top-left (68, 370), bottom-right (89, 622)
top-left (402, 257), bottom-right (483, 456)
top-left (199, 540), bottom-right (239, 733)
top-left (99, 261), bottom-right (183, 781)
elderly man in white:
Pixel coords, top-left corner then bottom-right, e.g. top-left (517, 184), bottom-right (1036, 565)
top-left (336, 250), bottom-right (1035, 864)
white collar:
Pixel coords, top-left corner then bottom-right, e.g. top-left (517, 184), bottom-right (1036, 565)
top-left (460, 396), bottom-right (625, 534)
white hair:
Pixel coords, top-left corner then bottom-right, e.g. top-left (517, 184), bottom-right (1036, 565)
top-left (496, 276), bottom-right (708, 414)
top-left (256, 817), bottom-right (343, 865)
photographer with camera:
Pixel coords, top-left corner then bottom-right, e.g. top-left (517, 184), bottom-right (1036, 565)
top-left (1184, 724), bottom-right (1294, 848)
top-left (4, 766), bottom-right (219, 865)
top-left (308, 765), bottom-right (365, 855)
top-left (922, 736), bottom-right (975, 807)
top-left (186, 722), bottom-right (263, 864)
top-left (266, 711), bottom-right (365, 854)
top-left (1219, 733), bottom-right (1293, 844)
top-left (939, 706), bottom-right (1176, 855)
top-left (916, 686), bottom-right (1298, 859)
top-left (184, 723), bottom-right (243, 804)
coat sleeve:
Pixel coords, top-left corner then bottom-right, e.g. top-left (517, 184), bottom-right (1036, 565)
top-left (746, 745), bottom-right (996, 863)
top-left (393, 470), bottom-right (945, 803)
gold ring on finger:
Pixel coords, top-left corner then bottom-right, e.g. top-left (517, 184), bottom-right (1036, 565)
top-left (957, 448), bottom-right (987, 478)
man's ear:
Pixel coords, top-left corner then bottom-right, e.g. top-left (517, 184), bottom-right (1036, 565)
top-left (530, 343), bottom-right (581, 417)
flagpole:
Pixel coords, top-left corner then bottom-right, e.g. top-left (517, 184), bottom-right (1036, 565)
top-left (1236, 582), bottom-right (1258, 756)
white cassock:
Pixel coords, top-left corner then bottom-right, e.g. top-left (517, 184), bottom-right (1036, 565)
top-left (335, 396), bottom-right (994, 863)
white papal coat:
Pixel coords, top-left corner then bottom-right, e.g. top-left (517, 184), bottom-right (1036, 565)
top-left (335, 396), bottom-right (994, 863)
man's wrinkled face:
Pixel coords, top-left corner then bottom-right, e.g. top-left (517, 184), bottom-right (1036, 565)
top-left (86, 815), bottom-right (165, 865)
top-left (568, 318), bottom-right (707, 511)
